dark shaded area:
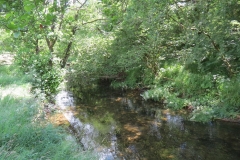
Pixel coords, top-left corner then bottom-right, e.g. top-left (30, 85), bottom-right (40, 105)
top-left (74, 88), bottom-right (240, 160)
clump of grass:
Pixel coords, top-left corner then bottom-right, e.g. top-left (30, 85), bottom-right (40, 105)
top-left (0, 64), bottom-right (97, 160)
top-left (0, 65), bottom-right (30, 87)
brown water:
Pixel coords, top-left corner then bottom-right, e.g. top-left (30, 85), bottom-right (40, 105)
top-left (72, 88), bottom-right (240, 160)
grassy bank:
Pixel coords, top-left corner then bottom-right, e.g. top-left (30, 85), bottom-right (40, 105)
top-left (0, 64), bottom-right (96, 159)
top-left (141, 63), bottom-right (240, 122)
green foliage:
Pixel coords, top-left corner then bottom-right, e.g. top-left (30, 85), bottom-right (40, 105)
top-left (65, 30), bottom-right (111, 96)
top-left (144, 64), bottom-right (203, 100)
top-left (0, 96), bottom-right (96, 160)
top-left (142, 64), bottom-right (240, 121)
top-left (0, 65), bottom-right (96, 160)
top-left (217, 74), bottom-right (240, 108)
top-left (1, 0), bottom-right (105, 98)
top-left (15, 52), bottom-right (62, 98)
top-left (111, 67), bottom-right (142, 89)
top-left (64, 0), bottom-right (240, 121)
top-left (0, 29), bottom-right (15, 52)
top-left (98, 0), bottom-right (240, 121)
top-left (190, 106), bottom-right (216, 122)
top-left (29, 55), bottom-right (62, 96)
top-left (0, 65), bottom-right (29, 87)
top-left (2, 0), bottom-right (240, 121)
top-left (102, 0), bottom-right (128, 30)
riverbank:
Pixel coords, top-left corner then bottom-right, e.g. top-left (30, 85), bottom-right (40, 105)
top-left (0, 60), bottom-right (96, 159)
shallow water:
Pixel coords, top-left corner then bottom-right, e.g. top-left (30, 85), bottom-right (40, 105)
top-left (71, 88), bottom-right (240, 160)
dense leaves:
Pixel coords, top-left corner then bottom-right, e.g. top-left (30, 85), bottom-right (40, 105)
top-left (1, 0), bottom-right (240, 121)
top-left (1, 0), bottom-right (104, 98)
top-left (97, 0), bottom-right (240, 121)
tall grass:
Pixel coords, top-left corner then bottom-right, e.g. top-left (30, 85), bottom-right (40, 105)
top-left (0, 65), bottom-right (30, 87)
top-left (0, 64), bottom-right (97, 159)
top-left (142, 63), bottom-right (240, 121)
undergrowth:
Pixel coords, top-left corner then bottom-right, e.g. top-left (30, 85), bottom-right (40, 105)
top-left (0, 64), bottom-right (96, 159)
top-left (141, 64), bottom-right (240, 122)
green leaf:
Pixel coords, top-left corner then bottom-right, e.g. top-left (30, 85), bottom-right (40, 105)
top-left (7, 22), bottom-right (17, 30)
top-left (44, 14), bottom-right (55, 25)
top-left (24, 4), bottom-right (35, 12)
top-left (23, 0), bottom-right (35, 12)
top-left (46, 14), bottom-right (54, 21)
top-left (5, 12), bottom-right (13, 19)
top-left (19, 14), bottom-right (29, 20)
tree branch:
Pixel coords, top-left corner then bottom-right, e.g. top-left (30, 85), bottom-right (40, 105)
top-left (82, 18), bottom-right (106, 25)
top-left (76, 0), bottom-right (87, 9)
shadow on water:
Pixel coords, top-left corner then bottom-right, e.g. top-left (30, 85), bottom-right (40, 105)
top-left (58, 88), bottom-right (240, 160)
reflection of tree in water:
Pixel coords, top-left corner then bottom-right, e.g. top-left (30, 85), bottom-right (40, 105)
top-left (148, 119), bottom-right (162, 139)
top-left (73, 89), bottom-right (240, 160)
top-left (118, 98), bottom-right (240, 159)
top-left (177, 121), bottom-right (240, 160)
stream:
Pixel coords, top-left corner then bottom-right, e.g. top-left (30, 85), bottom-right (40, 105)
top-left (56, 88), bottom-right (240, 160)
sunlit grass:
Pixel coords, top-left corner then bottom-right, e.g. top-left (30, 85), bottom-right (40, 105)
top-left (0, 65), bottom-right (30, 87)
top-left (0, 64), bottom-right (32, 99)
top-left (0, 64), bottom-right (97, 159)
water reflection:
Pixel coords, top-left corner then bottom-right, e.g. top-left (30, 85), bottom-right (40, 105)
top-left (56, 91), bottom-right (118, 160)
top-left (58, 89), bottom-right (240, 160)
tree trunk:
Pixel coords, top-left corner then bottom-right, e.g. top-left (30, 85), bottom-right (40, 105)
top-left (60, 27), bottom-right (77, 68)
top-left (61, 41), bottom-right (73, 68)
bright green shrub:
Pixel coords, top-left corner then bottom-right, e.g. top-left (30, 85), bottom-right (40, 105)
top-left (217, 74), bottom-right (240, 109)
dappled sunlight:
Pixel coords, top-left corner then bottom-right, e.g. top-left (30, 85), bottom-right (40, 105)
top-left (0, 55), bottom-right (32, 100)
top-left (115, 97), bottom-right (122, 102)
top-left (1, 0), bottom-right (240, 159)
top-left (0, 84), bottom-right (32, 99)
top-left (53, 87), bottom-right (240, 159)
top-left (48, 113), bottom-right (70, 126)
top-left (0, 53), bottom-right (14, 65)
top-left (55, 90), bottom-right (119, 160)
top-left (123, 123), bottom-right (142, 142)
top-left (158, 149), bottom-right (175, 159)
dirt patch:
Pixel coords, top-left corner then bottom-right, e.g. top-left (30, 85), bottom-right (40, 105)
top-left (48, 113), bottom-right (70, 126)
top-left (0, 53), bottom-right (14, 65)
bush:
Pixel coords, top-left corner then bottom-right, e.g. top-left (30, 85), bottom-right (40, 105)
top-left (15, 52), bottom-right (62, 99)
top-left (142, 64), bottom-right (240, 121)
top-left (217, 74), bottom-right (240, 109)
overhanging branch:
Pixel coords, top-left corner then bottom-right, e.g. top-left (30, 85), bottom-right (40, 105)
top-left (76, 0), bottom-right (87, 9)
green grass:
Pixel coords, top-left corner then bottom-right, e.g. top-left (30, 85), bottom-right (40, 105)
top-left (0, 64), bottom-right (97, 159)
top-left (142, 63), bottom-right (240, 122)
top-left (0, 65), bottom-right (30, 87)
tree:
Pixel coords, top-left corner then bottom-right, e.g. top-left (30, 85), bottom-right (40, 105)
top-left (97, 0), bottom-right (240, 120)
top-left (0, 0), bottom-right (105, 97)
